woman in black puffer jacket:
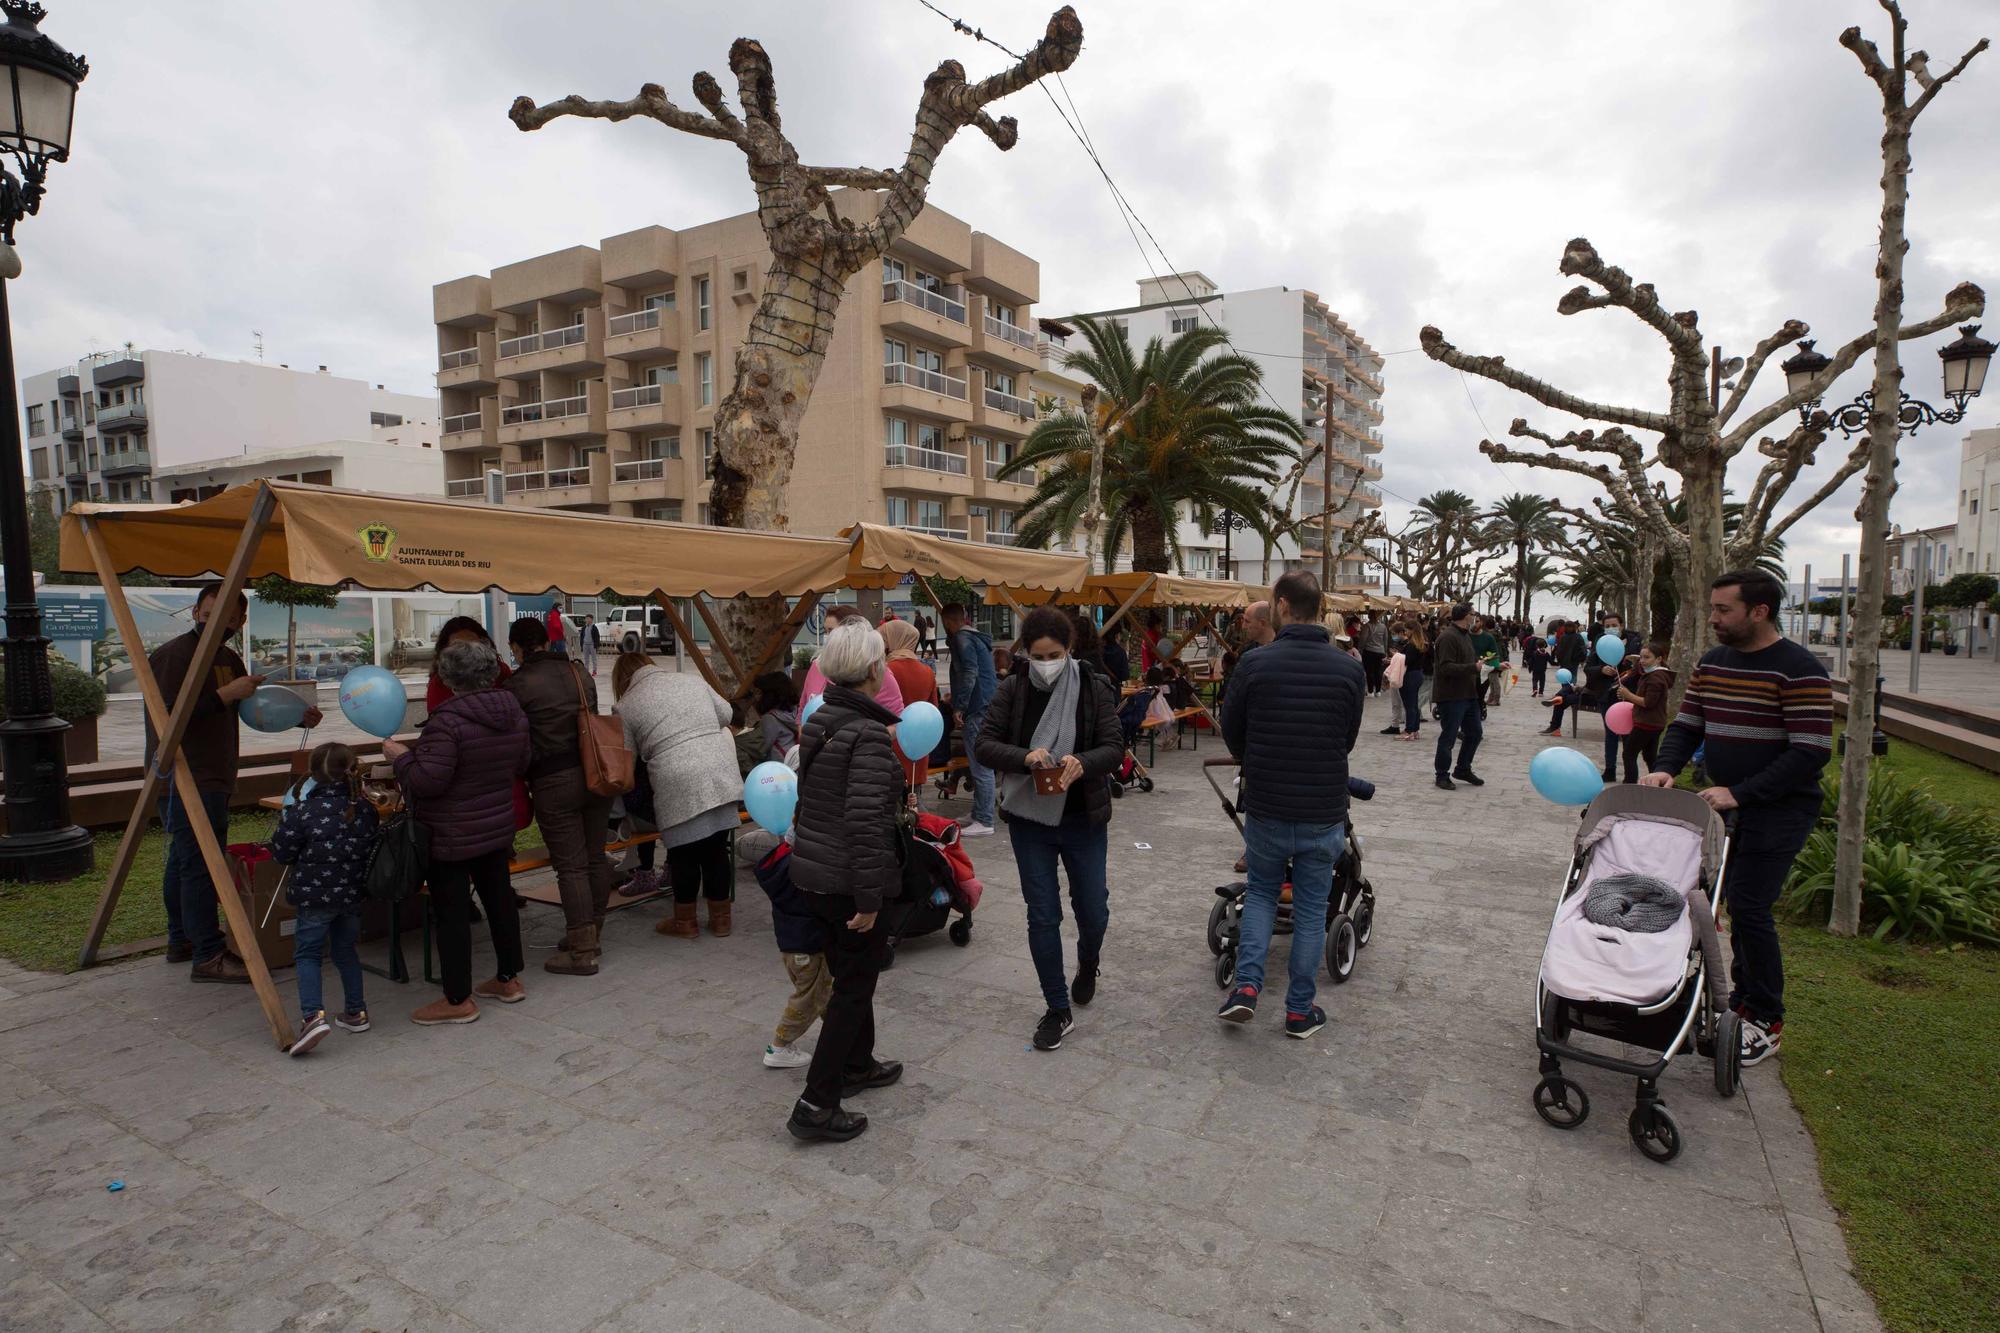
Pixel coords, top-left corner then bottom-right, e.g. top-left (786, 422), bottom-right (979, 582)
top-left (785, 619), bottom-right (906, 1144)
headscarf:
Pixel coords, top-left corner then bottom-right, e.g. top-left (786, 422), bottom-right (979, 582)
top-left (879, 617), bottom-right (922, 662)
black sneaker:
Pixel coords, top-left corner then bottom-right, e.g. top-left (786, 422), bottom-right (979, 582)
top-left (787, 1100), bottom-right (869, 1143)
top-left (1601, 769), bottom-right (1616, 784)
top-left (1379, 725), bottom-right (1402, 735)
top-left (1453, 770), bottom-right (1485, 787)
top-left (1034, 1008), bottom-right (1075, 1051)
top-left (1435, 774), bottom-right (1456, 791)
top-left (1217, 985), bottom-right (1259, 1023)
top-left (1070, 966), bottom-right (1098, 1007)
top-left (1285, 1006), bottom-right (1327, 1040)
top-left (841, 1060), bottom-right (904, 1098)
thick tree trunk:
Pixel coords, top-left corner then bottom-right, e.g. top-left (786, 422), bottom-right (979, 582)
top-left (1832, 106), bottom-right (1915, 939)
top-left (1129, 505), bottom-right (1171, 574)
top-left (1669, 461), bottom-right (1727, 711)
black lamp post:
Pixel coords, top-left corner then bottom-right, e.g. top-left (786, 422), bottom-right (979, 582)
top-left (0, 1), bottom-right (89, 882)
top-left (1210, 510), bottom-right (1248, 581)
top-left (1780, 326), bottom-right (1995, 437)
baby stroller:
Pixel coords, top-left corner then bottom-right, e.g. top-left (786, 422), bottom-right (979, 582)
top-left (1202, 756), bottom-right (1377, 989)
top-left (1533, 785), bottom-right (1741, 1164)
top-left (1110, 687), bottom-right (1160, 797)
top-left (884, 811), bottom-right (982, 966)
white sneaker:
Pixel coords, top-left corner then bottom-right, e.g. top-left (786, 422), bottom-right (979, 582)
top-left (1740, 1017), bottom-right (1783, 1067)
top-left (763, 1041), bottom-right (812, 1069)
top-left (959, 820), bottom-right (995, 837)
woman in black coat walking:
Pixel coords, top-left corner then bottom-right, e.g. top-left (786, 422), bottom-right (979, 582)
top-left (784, 619), bottom-right (907, 1142)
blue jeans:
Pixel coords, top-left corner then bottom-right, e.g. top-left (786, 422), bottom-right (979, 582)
top-left (1237, 816), bottom-right (1344, 1015)
top-left (1434, 698), bottom-right (1484, 777)
top-left (293, 907), bottom-right (363, 1017)
top-left (161, 786), bottom-right (230, 961)
top-left (1399, 669), bottom-right (1424, 733)
top-left (1006, 817), bottom-right (1109, 1012)
top-left (963, 707), bottom-right (996, 825)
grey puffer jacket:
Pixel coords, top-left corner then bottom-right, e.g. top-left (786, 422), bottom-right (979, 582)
top-left (789, 686), bottom-right (905, 914)
top-left (615, 665), bottom-right (741, 832)
top-left (392, 686), bottom-right (530, 861)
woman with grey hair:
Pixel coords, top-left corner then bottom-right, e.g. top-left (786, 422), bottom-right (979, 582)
top-left (383, 638), bottom-right (532, 1026)
top-left (784, 619), bottom-right (906, 1142)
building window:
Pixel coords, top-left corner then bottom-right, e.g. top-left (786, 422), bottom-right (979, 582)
top-left (370, 412), bottom-right (404, 428)
top-left (25, 404), bottom-right (42, 435)
top-left (696, 277), bottom-right (712, 331)
top-left (699, 427), bottom-right (715, 475)
top-left (913, 346), bottom-right (944, 374)
top-left (697, 354), bottom-right (713, 407)
top-left (643, 289), bottom-right (676, 312)
top-left (645, 434), bottom-right (681, 460)
top-left (884, 337), bottom-right (906, 366)
top-left (644, 363), bottom-right (678, 387)
top-left (918, 499), bottom-right (945, 529)
top-left (698, 502), bottom-right (712, 525)
top-left (1973, 499), bottom-right (1980, 515)
top-left (1169, 310), bottom-right (1199, 335)
top-left (886, 496), bottom-right (911, 527)
top-left (916, 423), bottom-right (946, 452)
top-left (652, 502), bottom-right (683, 522)
top-left (993, 302), bottom-right (1017, 327)
top-left (990, 371), bottom-right (1017, 397)
top-left (885, 417), bottom-right (908, 448)
top-left (883, 258), bottom-right (906, 284)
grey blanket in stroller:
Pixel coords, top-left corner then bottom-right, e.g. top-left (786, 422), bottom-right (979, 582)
top-left (1581, 873), bottom-right (1685, 934)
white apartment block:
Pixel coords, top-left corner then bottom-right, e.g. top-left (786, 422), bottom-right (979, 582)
top-left (1953, 426), bottom-right (2000, 576)
top-left (1059, 273), bottom-right (1386, 589)
top-left (22, 350), bottom-right (435, 512)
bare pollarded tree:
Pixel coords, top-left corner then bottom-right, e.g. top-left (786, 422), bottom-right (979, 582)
top-left (510, 10), bottom-right (1084, 653)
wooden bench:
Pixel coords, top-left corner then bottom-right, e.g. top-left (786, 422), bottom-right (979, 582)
top-left (1139, 706), bottom-right (1209, 763)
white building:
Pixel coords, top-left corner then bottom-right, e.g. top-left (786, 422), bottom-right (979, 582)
top-left (1059, 273), bottom-right (1385, 589)
top-left (152, 421), bottom-right (444, 503)
top-left (1953, 426), bottom-right (2000, 576)
top-left (1885, 522), bottom-right (1956, 594)
top-left (22, 349), bottom-right (435, 511)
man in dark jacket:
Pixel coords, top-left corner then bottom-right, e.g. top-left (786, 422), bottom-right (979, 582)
top-left (1432, 602), bottom-right (1485, 791)
top-left (1216, 572), bottom-right (1364, 1039)
top-left (941, 602), bottom-right (999, 835)
top-left (505, 616), bottom-right (612, 976)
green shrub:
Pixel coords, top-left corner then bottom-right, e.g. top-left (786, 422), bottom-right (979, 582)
top-left (0, 653), bottom-right (108, 723)
top-left (792, 647), bottom-right (814, 669)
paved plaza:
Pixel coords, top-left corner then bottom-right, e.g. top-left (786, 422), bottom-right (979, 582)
top-left (1, 691), bottom-right (1879, 1332)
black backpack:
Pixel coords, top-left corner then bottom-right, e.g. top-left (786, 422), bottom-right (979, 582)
top-left (364, 805), bottom-right (431, 904)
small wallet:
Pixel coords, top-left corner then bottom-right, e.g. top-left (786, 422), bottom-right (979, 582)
top-left (1031, 767), bottom-right (1066, 796)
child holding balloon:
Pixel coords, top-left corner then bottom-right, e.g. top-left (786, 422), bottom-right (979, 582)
top-left (1613, 639), bottom-right (1675, 783)
top-left (269, 743), bottom-right (378, 1056)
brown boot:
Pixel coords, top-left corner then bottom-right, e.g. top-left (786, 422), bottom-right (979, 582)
top-left (706, 900), bottom-right (733, 938)
top-left (544, 924), bottom-right (601, 975)
top-left (656, 901), bottom-right (699, 939)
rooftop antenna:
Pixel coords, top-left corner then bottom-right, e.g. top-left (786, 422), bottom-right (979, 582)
top-left (252, 330), bottom-right (264, 361)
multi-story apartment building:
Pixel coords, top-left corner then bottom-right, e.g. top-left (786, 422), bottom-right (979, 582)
top-left (430, 197), bottom-right (1043, 546)
top-left (22, 350), bottom-right (433, 513)
top-left (1953, 426), bottom-right (2000, 576)
top-left (1060, 273), bottom-right (1386, 588)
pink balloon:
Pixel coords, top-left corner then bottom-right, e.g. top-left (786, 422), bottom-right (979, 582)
top-left (1605, 701), bottom-right (1636, 735)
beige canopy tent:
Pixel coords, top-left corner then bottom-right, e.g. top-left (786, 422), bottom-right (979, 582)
top-left (984, 570), bottom-right (1255, 661)
top-left (59, 482), bottom-right (1089, 1048)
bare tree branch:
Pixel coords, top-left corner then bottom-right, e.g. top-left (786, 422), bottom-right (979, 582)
top-left (1759, 438), bottom-right (1870, 555)
top-left (803, 165), bottom-right (903, 190)
top-left (1717, 318), bottom-right (1811, 426)
top-left (1910, 37), bottom-right (1990, 118)
top-left (509, 83), bottom-right (744, 144)
top-left (1557, 238), bottom-right (1706, 357)
top-left (1420, 326), bottom-right (1672, 432)
top-left (1840, 24), bottom-right (1894, 89)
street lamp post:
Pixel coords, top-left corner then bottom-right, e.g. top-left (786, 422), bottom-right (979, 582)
top-left (1211, 509), bottom-right (1247, 582)
top-left (1780, 326), bottom-right (1995, 438)
top-left (0, 1), bottom-right (89, 882)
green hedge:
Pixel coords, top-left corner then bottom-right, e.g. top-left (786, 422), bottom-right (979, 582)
top-left (0, 653), bottom-right (108, 723)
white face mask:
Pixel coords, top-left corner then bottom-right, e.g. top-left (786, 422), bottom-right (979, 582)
top-left (1029, 657), bottom-right (1067, 688)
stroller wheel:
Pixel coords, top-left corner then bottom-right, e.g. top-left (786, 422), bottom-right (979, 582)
top-left (1137, 775), bottom-right (1155, 793)
top-left (881, 941), bottom-right (897, 970)
top-left (1206, 899), bottom-right (1229, 957)
top-left (1109, 780), bottom-right (1125, 799)
top-left (1713, 1010), bottom-right (1742, 1098)
top-left (1533, 1076), bottom-right (1590, 1129)
top-left (1324, 913), bottom-right (1358, 983)
top-left (1214, 948), bottom-right (1236, 989)
top-left (948, 918), bottom-right (972, 947)
top-left (1353, 890), bottom-right (1375, 948)
top-left (1628, 1104), bottom-right (1683, 1163)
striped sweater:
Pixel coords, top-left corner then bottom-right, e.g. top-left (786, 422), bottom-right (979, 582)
top-left (1653, 638), bottom-right (1832, 810)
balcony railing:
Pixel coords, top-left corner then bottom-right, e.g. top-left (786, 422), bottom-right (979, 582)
top-left (546, 466), bottom-right (589, 488)
top-left (500, 395), bottom-right (588, 426)
top-left (497, 324), bottom-right (587, 359)
top-left (608, 308), bottom-right (662, 336)
top-left (884, 444), bottom-right (968, 475)
top-left (443, 411), bottom-right (482, 435)
top-left (882, 279), bottom-right (966, 324)
top-left (883, 362), bottom-right (968, 400)
top-left (985, 531), bottom-right (1018, 546)
top-left (983, 314), bottom-right (1036, 349)
top-left (96, 401), bottom-right (147, 426)
top-left (439, 346), bottom-right (480, 370)
top-left (611, 383), bottom-right (666, 410)
top-left (898, 523), bottom-right (970, 540)
top-left (445, 477), bottom-right (486, 497)
top-left (983, 387), bottom-right (1035, 419)
top-left (984, 458), bottom-right (1035, 484)
top-left (613, 458), bottom-right (666, 483)
top-left (504, 470), bottom-right (547, 493)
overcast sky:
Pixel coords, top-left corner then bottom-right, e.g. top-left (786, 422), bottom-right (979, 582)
top-left (19, 0), bottom-right (1999, 605)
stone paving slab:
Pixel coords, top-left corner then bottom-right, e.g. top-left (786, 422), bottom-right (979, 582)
top-left (0, 687), bottom-right (1881, 1332)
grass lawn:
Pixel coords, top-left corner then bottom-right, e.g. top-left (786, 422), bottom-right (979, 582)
top-left (0, 810), bottom-right (276, 973)
top-left (1832, 720), bottom-right (2000, 821)
top-left (1779, 926), bottom-right (2000, 1332)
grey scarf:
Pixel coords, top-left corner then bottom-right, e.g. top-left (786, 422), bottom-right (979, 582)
top-left (1582, 872), bottom-right (1685, 933)
top-left (999, 658), bottom-right (1079, 827)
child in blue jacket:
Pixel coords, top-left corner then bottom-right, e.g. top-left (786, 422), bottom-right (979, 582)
top-left (270, 743), bottom-right (380, 1057)
top-left (753, 841), bottom-right (832, 1071)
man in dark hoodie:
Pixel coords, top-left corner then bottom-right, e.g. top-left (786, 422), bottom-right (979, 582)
top-left (940, 602), bottom-right (999, 836)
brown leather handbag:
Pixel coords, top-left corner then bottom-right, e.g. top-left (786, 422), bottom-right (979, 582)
top-left (571, 664), bottom-right (635, 797)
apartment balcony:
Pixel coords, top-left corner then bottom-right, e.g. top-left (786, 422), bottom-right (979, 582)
top-left (880, 279), bottom-right (971, 347)
top-left (967, 300), bottom-right (1040, 372)
top-left (881, 444), bottom-right (975, 498)
top-left (497, 382), bottom-right (607, 446)
top-left (973, 386), bottom-right (1037, 438)
top-left (882, 362), bottom-right (972, 424)
top-left (60, 417), bottom-right (82, 441)
top-left (99, 448), bottom-right (150, 477)
top-left (610, 454), bottom-right (688, 506)
top-left (607, 381), bottom-right (683, 434)
top-left (56, 373), bottom-right (79, 397)
top-left (898, 522), bottom-right (971, 542)
top-left (530, 455), bottom-right (610, 508)
top-left (444, 476), bottom-right (489, 499)
top-left (496, 308), bottom-right (605, 379)
top-left (65, 459), bottom-right (88, 483)
top-left (982, 456), bottom-right (1036, 487)
top-left (605, 306), bottom-right (680, 364)
top-left (97, 401), bottom-right (148, 432)
top-left (92, 357), bottom-right (144, 387)
top-left (984, 531), bottom-right (1019, 546)
top-left (441, 398), bottom-right (499, 450)
top-left (437, 331), bottom-right (497, 390)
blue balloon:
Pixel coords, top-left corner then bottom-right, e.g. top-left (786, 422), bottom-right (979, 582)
top-left (743, 760), bottom-right (799, 835)
top-left (1554, 667), bottom-right (1573, 686)
top-left (800, 693), bottom-right (825, 727)
top-left (281, 776), bottom-right (318, 808)
top-left (239, 684), bottom-right (309, 733)
top-left (338, 665), bottom-right (407, 739)
top-left (1530, 746), bottom-right (1605, 806)
top-left (1596, 633), bottom-right (1628, 667)
top-left (895, 701), bottom-right (944, 762)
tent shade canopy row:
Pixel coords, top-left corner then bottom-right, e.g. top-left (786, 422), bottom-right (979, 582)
top-left (984, 571), bottom-right (1256, 613)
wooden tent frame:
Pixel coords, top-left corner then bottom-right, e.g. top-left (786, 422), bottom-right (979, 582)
top-left (63, 487), bottom-right (1086, 1047)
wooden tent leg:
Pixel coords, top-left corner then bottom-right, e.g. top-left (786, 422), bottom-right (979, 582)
top-left (1099, 575), bottom-right (1157, 637)
top-left (77, 503), bottom-right (296, 1049)
top-left (691, 595), bottom-right (748, 694)
top-left (656, 594), bottom-right (730, 699)
top-left (735, 592), bottom-right (821, 701)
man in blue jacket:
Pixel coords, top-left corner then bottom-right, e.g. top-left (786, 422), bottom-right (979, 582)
top-left (1217, 571), bottom-right (1365, 1038)
top-left (940, 602), bottom-right (999, 835)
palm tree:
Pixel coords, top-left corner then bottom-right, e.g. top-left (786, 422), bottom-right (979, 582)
top-left (1485, 493), bottom-right (1565, 622)
top-left (1516, 552), bottom-right (1562, 621)
top-left (1404, 490), bottom-right (1497, 598)
top-left (1004, 316), bottom-right (1303, 573)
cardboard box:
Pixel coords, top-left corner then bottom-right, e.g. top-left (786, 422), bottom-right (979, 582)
top-left (224, 848), bottom-right (296, 971)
